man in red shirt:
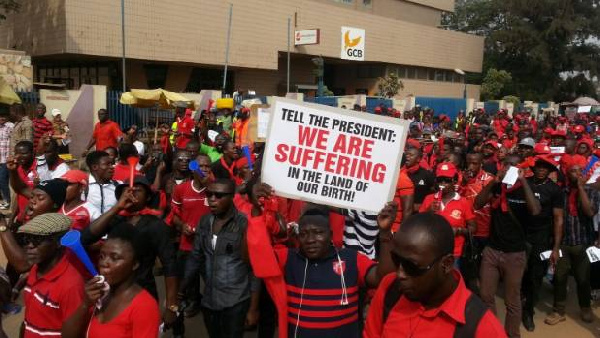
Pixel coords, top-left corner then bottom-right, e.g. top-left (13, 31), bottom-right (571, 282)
top-left (364, 213), bottom-right (506, 338)
top-left (175, 108), bottom-right (194, 150)
top-left (171, 154), bottom-right (212, 317)
top-left (32, 104), bottom-right (53, 152)
top-left (83, 109), bottom-right (123, 155)
top-left (419, 163), bottom-right (477, 261)
top-left (0, 213), bottom-right (85, 338)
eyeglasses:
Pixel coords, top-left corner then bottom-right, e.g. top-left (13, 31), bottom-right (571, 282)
top-left (206, 191), bottom-right (233, 199)
top-left (390, 251), bottom-right (450, 277)
top-left (19, 234), bottom-right (53, 247)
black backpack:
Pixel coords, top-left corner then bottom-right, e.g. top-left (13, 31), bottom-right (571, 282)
top-left (382, 279), bottom-right (488, 338)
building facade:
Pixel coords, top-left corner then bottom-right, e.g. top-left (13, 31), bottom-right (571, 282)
top-left (0, 0), bottom-right (483, 98)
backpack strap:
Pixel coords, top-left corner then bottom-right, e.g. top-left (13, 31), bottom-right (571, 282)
top-left (453, 293), bottom-right (488, 338)
top-left (382, 278), bottom-right (402, 323)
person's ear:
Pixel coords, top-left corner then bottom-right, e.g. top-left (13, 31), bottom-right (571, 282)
top-left (133, 260), bottom-right (140, 272)
top-left (441, 254), bottom-right (454, 274)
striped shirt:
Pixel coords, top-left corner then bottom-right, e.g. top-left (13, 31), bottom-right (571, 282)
top-left (32, 117), bottom-right (53, 150)
top-left (0, 122), bottom-right (14, 164)
top-left (563, 185), bottom-right (600, 246)
top-left (343, 210), bottom-right (379, 259)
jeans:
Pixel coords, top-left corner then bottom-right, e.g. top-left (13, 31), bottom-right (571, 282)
top-left (177, 250), bottom-right (201, 304)
top-left (203, 299), bottom-right (250, 338)
top-left (0, 164), bottom-right (9, 203)
top-left (479, 246), bottom-right (527, 338)
top-left (553, 244), bottom-right (591, 314)
top-left (521, 230), bottom-right (551, 316)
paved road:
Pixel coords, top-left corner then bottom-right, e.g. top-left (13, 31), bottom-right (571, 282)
top-left (2, 251), bottom-right (600, 337)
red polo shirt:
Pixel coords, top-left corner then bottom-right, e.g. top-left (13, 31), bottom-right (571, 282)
top-left (171, 181), bottom-right (211, 251)
top-left (93, 120), bottom-right (122, 151)
top-left (175, 116), bottom-right (194, 149)
top-left (112, 163), bottom-right (140, 182)
top-left (23, 253), bottom-right (85, 338)
top-left (59, 202), bottom-right (101, 231)
top-left (419, 192), bottom-right (475, 257)
top-left (392, 170), bottom-right (415, 232)
top-left (364, 271), bottom-right (507, 338)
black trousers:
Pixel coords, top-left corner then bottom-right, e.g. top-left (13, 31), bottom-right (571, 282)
top-left (521, 230), bottom-right (551, 316)
top-left (203, 299), bottom-right (251, 338)
top-left (257, 282), bottom-right (277, 338)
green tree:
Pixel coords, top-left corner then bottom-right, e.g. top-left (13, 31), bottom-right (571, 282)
top-left (442, 0), bottom-right (600, 101)
top-left (0, 0), bottom-right (19, 21)
top-left (502, 95), bottom-right (520, 108)
top-left (480, 69), bottom-right (511, 100)
top-left (377, 72), bottom-right (404, 98)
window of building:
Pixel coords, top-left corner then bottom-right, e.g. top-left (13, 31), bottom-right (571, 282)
top-left (417, 67), bottom-right (428, 80)
top-left (434, 70), bottom-right (445, 82)
top-left (334, 0), bottom-right (354, 4)
top-left (362, 0), bottom-right (372, 8)
top-left (144, 64), bottom-right (168, 89)
top-left (357, 64), bottom-right (385, 79)
top-left (407, 67), bottom-right (416, 79)
top-left (397, 66), bottom-right (408, 79)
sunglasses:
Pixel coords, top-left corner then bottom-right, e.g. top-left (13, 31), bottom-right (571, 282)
top-left (206, 191), bottom-right (233, 199)
top-left (19, 234), bottom-right (54, 247)
top-left (436, 177), bottom-right (454, 184)
top-left (390, 251), bottom-right (449, 277)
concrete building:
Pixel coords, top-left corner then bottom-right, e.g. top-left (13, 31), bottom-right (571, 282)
top-left (0, 0), bottom-right (483, 98)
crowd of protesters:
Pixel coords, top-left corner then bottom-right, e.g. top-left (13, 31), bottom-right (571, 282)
top-left (0, 98), bottom-right (597, 338)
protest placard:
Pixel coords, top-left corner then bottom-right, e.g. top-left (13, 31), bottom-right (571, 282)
top-left (261, 97), bottom-right (410, 213)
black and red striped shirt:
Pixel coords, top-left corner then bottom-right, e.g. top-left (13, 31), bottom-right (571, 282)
top-left (275, 247), bottom-right (375, 338)
top-left (32, 117), bottom-right (53, 149)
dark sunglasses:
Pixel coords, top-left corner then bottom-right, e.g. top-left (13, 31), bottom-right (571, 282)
top-left (390, 251), bottom-right (449, 277)
top-left (206, 191), bottom-right (233, 199)
top-left (19, 234), bottom-right (54, 247)
top-left (436, 177), bottom-right (454, 184)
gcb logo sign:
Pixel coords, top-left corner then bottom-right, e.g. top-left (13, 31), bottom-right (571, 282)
top-left (341, 27), bottom-right (365, 61)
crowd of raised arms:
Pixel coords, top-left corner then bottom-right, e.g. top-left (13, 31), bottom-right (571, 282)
top-left (0, 100), bottom-right (598, 338)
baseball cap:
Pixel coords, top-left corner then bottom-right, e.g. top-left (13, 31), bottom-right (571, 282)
top-left (435, 163), bottom-right (458, 178)
top-left (533, 143), bottom-right (551, 155)
top-left (115, 176), bottom-right (153, 200)
top-left (573, 125), bottom-right (585, 133)
top-left (17, 213), bottom-right (72, 236)
top-left (51, 109), bottom-right (62, 117)
top-left (484, 140), bottom-right (500, 149)
top-left (518, 137), bottom-right (535, 148)
top-left (543, 127), bottom-right (554, 134)
top-left (35, 179), bottom-right (68, 207)
top-left (552, 129), bottom-right (567, 138)
top-left (533, 155), bottom-right (559, 171)
top-left (61, 170), bottom-right (89, 186)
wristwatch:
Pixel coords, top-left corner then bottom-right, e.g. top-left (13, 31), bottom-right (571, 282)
top-left (168, 304), bottom-right (180, 313)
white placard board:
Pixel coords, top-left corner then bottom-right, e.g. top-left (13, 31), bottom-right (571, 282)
top-left (262, 98), bottom-right (409, 213)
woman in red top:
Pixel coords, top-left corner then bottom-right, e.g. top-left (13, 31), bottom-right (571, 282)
top-left (419, 162), bottom-right (476, 263)
top-left (68, 223), bottom-right (160, 337)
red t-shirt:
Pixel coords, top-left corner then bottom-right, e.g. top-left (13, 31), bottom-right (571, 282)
top-left (364, 272), bottom-right (507, 338)
top-left (112, 163), bottom-right (140, 182)
top-left (23, 254), bottom-right (85, 338)
top-left (16, 162), bottom-right (36, 223)
top-left (171, 181), bottom-right (211, 251)
top-left (462, 171), bottom-right (494, 238)
top-left (419, 192), bottom-right (475, 257)
top-left (87, 289), bottom-right (160, 338)
top-left (176, 116), bottom-right (194, 149)
top-left (392, 170), bottom-right (415, 232)
top-left (93, 120), bottom-right (122, 151)
top-left (59, 202), bottom-right (101, 231)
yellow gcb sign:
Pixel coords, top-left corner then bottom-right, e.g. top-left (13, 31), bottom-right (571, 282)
top-left (340, 26), bottom-right (366, 61)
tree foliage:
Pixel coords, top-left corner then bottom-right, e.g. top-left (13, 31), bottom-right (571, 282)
top-left (442, 0), bottom-right (600, 101)
top-left (377, 72), bottom-right (404, 98)
top-left (0, 0), bottom-right (19, 21)
top-left (480, 68), bottom-right (511, 101)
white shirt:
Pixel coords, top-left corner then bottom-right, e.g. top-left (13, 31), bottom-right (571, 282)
top-left (84, 174), bottom-right (118, 213)
top-left (35, 155), bottom-right (69, 182)
top-left (133, 140), bottom-right (145, 157)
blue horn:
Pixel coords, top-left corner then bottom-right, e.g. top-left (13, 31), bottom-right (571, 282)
top-left (242, 146), bottom-right (253, 170)
top-left (60, 230), bottom-right (98, 276)
top-left (188, 160), bottom-right (205, 177)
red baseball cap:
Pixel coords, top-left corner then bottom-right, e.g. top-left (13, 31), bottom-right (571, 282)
top-left (436, 162), bottom-right (458, 178)
top-left (61, 170), bottom-right (89, 186)
top-left (532, 154), bottom-right (559, 171)
top-left (484, 140), bottom-right (500, 149)
top-left (374, 107), bottom-right (382, 113)
top-left (406, 138), bottom-right (421, 149)
top-left (533, 143), bottom-right (551, 155)
top-left (573, 125), bottom-right (585, 133)
top-left (543, 127), bottom-right (554, 134)
top-left (552, 129), bottom-right (567, 138)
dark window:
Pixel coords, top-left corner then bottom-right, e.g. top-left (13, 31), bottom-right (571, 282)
top-left (407, 67), bottom-right (416, 79)
top-left (417, 67), bottom-right (428, 80)
top-left (144, 64), bottom-right (168, 89)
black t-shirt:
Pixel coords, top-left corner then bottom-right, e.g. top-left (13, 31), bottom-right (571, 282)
top-left (81, 215), bottom-right (177, 299)
top-left (488, 183), bottom-right (528, 253)
top-left (483, 161), bottom-right (498, 176)
top-left (408, 168), bottom-right (435, 204)
top-left (527, 177), bottom-right (564, 233)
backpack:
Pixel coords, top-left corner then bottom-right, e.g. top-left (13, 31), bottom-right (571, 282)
top-left (382, 279), bottom-right (488, 338)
